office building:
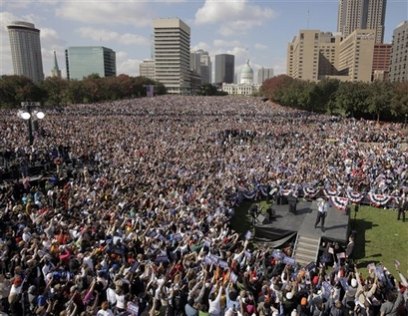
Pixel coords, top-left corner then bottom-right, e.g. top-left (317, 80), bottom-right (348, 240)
top-left (7, 21), bottom-right (44, 83)
top-left (257, 67), bottom-right (274, 84)
top-left (337, 0), bottom-right (386, 43)
top-left (51, 51), bottom-right (62, 78)
top-left (337, 29), bottom-right (375, 82)
top-left (287, 30), bottom-right (329, 81)
top-left (287, 29), bottom-right (374, 82)
top-left (190, 49), bottom-right (211, 84)
top-left (366, 0), bottom-right (387, 44)
top-left (389, 21), bottom-right (408, 82)
top-left (139, 60), bottom-right (155, 80)
top-left (65, 46), bottom-right (116, 80)
top-left (215, 54), bottom-right (235, 84)
top-left (153, 18), bottom-right (191, 94)
top-left (372, 44), bottom-right (391, 80)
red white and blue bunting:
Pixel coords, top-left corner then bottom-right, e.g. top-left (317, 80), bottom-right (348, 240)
top-left (280, 189), bottom-right (293, 197)
top-left (303, 186), bottom-right (320, 198)
top-left (324, 188), bottom-right (340, 198)
top-left (346, 191), bottom-right (364, 203)
top-left (330, 196), bottom-right (349, 211)
top-left (368, 192), bottom-right (391, 207)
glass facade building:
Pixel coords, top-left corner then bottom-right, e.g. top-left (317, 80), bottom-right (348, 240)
top-left (65, 46), bottom-right (116, 80)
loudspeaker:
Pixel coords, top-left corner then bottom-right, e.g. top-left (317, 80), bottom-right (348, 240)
top-left (256, 213), bottom-right (269, 224)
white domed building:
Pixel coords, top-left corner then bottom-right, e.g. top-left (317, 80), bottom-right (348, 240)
top-left (240, 60), bottom-right (254, 84)
top-left (222, 59), bottom-right (260, 96)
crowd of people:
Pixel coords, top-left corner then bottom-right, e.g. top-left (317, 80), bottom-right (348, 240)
top-left (0, 96), bottom-right (407, 316)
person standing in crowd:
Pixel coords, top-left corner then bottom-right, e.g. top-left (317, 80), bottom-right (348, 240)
top-left (397, 191), bottom-right (406, 222)
top-left (315, 198), bottom-right (329, 232)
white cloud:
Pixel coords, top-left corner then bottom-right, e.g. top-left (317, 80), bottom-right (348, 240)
top-left (56, 0), bottom-right (152, 27)
top-left (213, 39), bottom-right (241, 48)
top-left (255, 43), bottom-right (268, 50)
top-left (195, 0), bottom-right (276, 35)
top-left (192, 41), bottom-right (210, 52)
top-left (116, 51), bottom-right (141, 76)
top-left (78, 27), bottom-right (149, 46)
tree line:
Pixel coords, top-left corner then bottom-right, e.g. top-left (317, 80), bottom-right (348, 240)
top-left (260, 75), bottom-right (408, 122)
top-left (0, 74), bottom-right (166, 108)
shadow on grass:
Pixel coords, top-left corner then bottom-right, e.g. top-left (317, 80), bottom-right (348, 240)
top-left (351, 218), bottom-right (379, 268)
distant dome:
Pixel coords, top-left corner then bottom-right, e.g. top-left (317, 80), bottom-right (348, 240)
top-left (240, 59), bottom-right (254, 84)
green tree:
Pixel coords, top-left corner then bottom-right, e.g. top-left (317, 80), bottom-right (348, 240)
top-left (390, 82), bottom-right (408, 122)
top-left (40, 77), bottom-right (69, 106)
top-left (197, 83), bottom-right (218, 96)
top-left (367, 81), bottom-right (392, 121)
top-left (0, 75), bottom-right (45, 107)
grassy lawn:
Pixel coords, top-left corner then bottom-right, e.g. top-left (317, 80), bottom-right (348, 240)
top-left (349, 206), bottom-right (408, 277)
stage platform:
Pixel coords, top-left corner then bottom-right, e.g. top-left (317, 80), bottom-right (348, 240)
top-left (254, 200), bottom-right (350, 244)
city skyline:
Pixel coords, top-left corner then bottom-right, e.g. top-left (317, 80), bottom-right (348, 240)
top-left (1, 0), bottom-right (407, 80)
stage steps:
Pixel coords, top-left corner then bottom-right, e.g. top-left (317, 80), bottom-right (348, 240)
top-left (294, 234), bottom-right (321, 266)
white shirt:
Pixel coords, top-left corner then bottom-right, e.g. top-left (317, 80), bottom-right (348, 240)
top-left (318, 200), bottom-right (328, 213)
top-left (96, 309), bottom-right (114, 316)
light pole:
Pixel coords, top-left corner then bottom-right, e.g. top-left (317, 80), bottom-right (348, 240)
top-left (17, 102), bottom-right (45, 145)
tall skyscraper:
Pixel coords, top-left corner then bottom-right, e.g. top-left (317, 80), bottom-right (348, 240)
top-left (257, 67), bottom-right (274, 84)
top-left (389, 21), bottom-right (408, 82)
top-left (65, 46), bottom-right (116, 80)
top-left (7, 21), bottom-right (44, 83)
top-left (366, 0), bottom-right (386, 43)
top-left (337, 0), bottom-right (386, 43)
top-left (215, 54), bottom-right (235, 84)
top-left (191, 49), bottom-right (211, 84)
top-left (153, 18), bottom-right (191, 94)
top-left (139, 60), bottom-right (155, 80)
top-left (51, 51), bottom-right (62, 78)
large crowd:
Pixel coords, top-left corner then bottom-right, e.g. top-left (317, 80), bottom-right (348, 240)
top-left (0, 96), bottom-right (407, 316)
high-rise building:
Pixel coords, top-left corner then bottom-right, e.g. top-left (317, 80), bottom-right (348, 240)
top-left (190, 50), bottom-right (211, 84)
top-left (257, 67), bottom-right (274, 84)
top-left (287, 29), bottom-right (374, 82)
top-left (287, 30), bottom-right (322, 81)
top-left (337, 29), bottom-right (375, 82)
top-left (65, 46), bottom-right (116, 80)
top-left (139, 60), bottom-right (155, 80)
top-left (7, 21), bottom-right (44, 83)
top-left (366, 0), bottom-right (387, 44)
top-left (372, 44), bottom-right (391, 81)
top-left (153, 18), bottom-right (191, 94)
top-left (51, 51), bottom-right (62, 78)
top-left (389, 21), bottom-right (408, 82)
top-left (215, 54), bottom-right (235, 84)
top-left (337, 0), bottom-right (386, 43)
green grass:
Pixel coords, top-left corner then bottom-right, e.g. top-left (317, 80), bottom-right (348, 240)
top-left (350, 206), bottom-right (408, 277)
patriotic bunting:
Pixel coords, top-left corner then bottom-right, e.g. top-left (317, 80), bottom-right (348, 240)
top-left (330, 196), bottom-right (349, 211)
top-left (346, 191), bottom-right (364, 203)
top-left (368, 192), bottom-right (391, 207)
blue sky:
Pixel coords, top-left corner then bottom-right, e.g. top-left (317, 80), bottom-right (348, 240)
top-left (1, 0), bottom-right (407, 82)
